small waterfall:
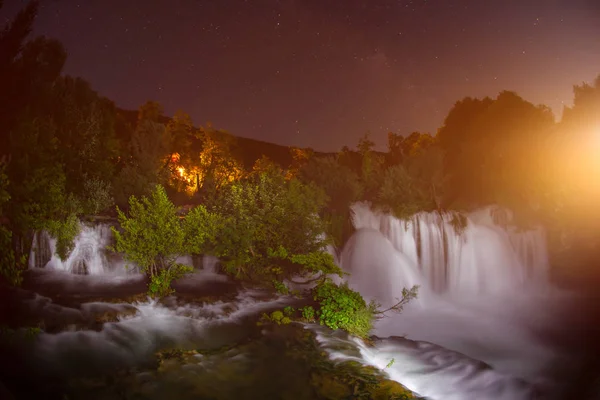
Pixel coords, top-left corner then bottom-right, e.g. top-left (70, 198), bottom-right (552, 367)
top-left (29, 231), bottom-right (53, 269)
top-left (29, 222), bottom-right (136, 276)
top-left (344, 203), bottom-right (548, 300)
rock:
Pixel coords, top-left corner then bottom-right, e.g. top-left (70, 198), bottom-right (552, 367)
top-left (310, 372), bottom-right (352, 399)
top-left (372, 379), bottom-right (416, 400)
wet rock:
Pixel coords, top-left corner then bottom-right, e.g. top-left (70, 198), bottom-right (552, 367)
top-left (310, 372), bottom-right (352, 399)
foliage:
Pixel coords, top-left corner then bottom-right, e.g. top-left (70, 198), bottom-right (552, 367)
top-left (0, 164), bottom-right (18, 286)
top-left (204, 169), bottom-right (336, 284)
top-left (194, 127), bottom-right (244, 199)
top-left (0, 326), bottom-right (41, 343)
top-left (437, 91), bottom-right (555, 211)
top-left (283, 306), bottom-right (295, 316)
top-left (299, 156), bottom-right (363, 213)
top-left (113, 119), bottom-right (170, 208)
top-left (448, 212), bottom-right (468, 236)
top-left (300, 305), bottom-right (316, 322)
top-left (312, 280), bottom-right (378, 338)
top-left (82, 177), bottom-right (114, 215)
top-left (111, 185), bottom-right (191, 295)
top-left (261, 310), bottom-right (292, 325)
top-left (148, 264), bottom-right (194, 297)
top-left (183, 204), bottom-right (222, 255)
top-left (0, 226), bottom-right (23, 286)
top-left (272, 279), bottom-right (290, 294)
top-left (374, 285), bottom-right (419, 317)
top-left (377, 164), bottom-right (429, 219)
top-left (47, 213), bottom-right (81, 261)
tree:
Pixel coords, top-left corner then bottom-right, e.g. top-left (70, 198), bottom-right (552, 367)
top-left (287, 147), bottom-right (314, 179)
top-left (0, 163), bottom-right (22, 286)
top-left (377, 164), bottom-right (428, 219)
top-left (113, 119), bottom-right (170, 208)
top-left (0, 0), bottom-right (40, 155)
top-left (111, 185), bottom-right (193, 297)
top-left (193, 127), bottom-right (244, 200)
top-left (137, 100), bottom-right (164, 124)
top-left (164, 110), bottom-right (194, 191)
top-left (553, 75), bottom-right (600, 248)
top-left (251, 155), bottom-right (281, 176)
top-left (437, 91), bottom-right (555, 215)
top-left (356, 132), bottom-right (384, 201)
top-left (300, 156), bottom-right (363, 213)
top-left (386, 132), bottom-right (405, 166)
top-left (203, 168), bottom-right (340, 288)
top-left (299, 156), bottom-right (363, 246)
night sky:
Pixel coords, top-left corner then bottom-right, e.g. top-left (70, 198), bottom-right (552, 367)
top-left (2, 0), bottom-right (600, 151)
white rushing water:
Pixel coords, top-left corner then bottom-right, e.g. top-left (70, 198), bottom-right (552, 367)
top-left (32, 289), bottom-right (293, 376)
top-left (29, 223), bottom-right (135, 275)
top-left (28, 224), bottom-right (224, 278)
top-left (327, 203), bottom-right (569, 399)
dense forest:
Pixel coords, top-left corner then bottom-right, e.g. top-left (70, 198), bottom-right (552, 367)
top-left (1, 1), bottom-right (599, 334)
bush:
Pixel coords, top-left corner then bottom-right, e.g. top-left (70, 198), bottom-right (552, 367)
top-left (0, 226), bottom-right (23, 286)
top-left (148, 264), bottom-right (194, 297)
top-left (47, 213), bottom-right (81, 261)
top-left (82, 177), bottom-right (114, 215)
top-left (204, 170), bottom-right (339, 285)
top-left (112, 185), bottom-right (198, 296)
top-left (313, 281), bottom-right (378, 338)
top-left (301, 306), bottom-right (315, 322)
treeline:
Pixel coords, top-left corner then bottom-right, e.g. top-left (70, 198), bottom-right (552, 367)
top-left (1, 1), bottom-right (599, 287)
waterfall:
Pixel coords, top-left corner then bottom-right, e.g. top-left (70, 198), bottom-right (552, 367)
top-left (29, 222), bottom-right (136, 276)
top-left (343, 203), bottom-right (548, 303)
top-left (333, 203), bottom-right (564, 399)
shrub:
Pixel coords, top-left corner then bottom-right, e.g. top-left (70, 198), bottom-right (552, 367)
top-left (313, 281), bottom-right (378, 338)
top-left (112, 185), bottom-right (197, 296)
top-left (301, 306), bottom-right (315, 322)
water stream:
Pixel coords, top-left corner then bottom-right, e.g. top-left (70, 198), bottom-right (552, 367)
top-left (9, 204), bottom-right (594, 399)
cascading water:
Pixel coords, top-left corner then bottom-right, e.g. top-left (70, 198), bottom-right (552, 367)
top-left (29, 222), bottom-right (136, 276)
top-left (345, 202), bottom-right (548, 301)
top-left (325, 203), bottom-right (570, 399)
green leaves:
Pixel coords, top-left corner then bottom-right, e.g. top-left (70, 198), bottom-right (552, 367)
top-left (312, 281), bottom-right (377, 338)
top-left (47, 214), bottom-right (80, 261)
top-left (148, 264), bottom-right (194, 297)
top-left (113, 185), bottom-right (186, 273)
top-left (204, 169), bottom-right (333, 283)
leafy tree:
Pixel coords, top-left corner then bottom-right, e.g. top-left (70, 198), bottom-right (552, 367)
top-left (0, 163), bottom-right (22, 286)
top-left (251, 155), bottom-right (281, 176)
top-left (552, 75), bottom-right (600, 249)
top-left (113, 119), bottom-right (170, 208)
top-left (0, 0), bottom-right (41, 154)
top-left (356, 132), bottom-right (384, 201)
top-left (164, 110), bottom-right (195, 195)
top-left (82, 177), bottom-right (114, 215)
top-left (299, 156), bottom-right (363, 246)
top-left (287, 146), bottom-right (314, 179)
top-left (111, 185), bottom-right (193, 297)
top-left (386, 132), bottom-right (405, 166)
top-left (50, 76), bottom-right (119, 200)
top-left (377, 164), bottom-right (428, 219)
top-left (438, 91), bottom-right (555, 216)
top-left (203, 168), bottom-right (340, 287)
top-left (300, 156), bottom-right (363, 213)
top-left (137, 100), bottom-right (164, 124)
top-left (193, 127), bottom-right (244, 200)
